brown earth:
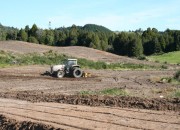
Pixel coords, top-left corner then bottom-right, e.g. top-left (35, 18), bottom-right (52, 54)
top-left (0, 98), bottom-right (180, 130)
top-left (0, 115), bottom-right (61, 130)
top-left (0, 92), bottom-right (180, 111)
top-left (0, 40), bottom-right (164, 65)
top-left (0, 65), bottom-right (179, 129)
top-left (0, 65), bottom-right (179, 98)
top-left (0, 41), bottom-right (180, 129)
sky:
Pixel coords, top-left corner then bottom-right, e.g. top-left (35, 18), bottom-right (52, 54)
top-left (0, 0), bottom-right (180, 31)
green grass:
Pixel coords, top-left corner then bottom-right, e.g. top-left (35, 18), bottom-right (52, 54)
top-left (159, 70), bottom-right (180, 88)
top-left (0, 50), bottom-right (68, 66)
top-left (0, 64), bottom-right (11, 68)
top-left (0, 50), bottom-right (158, 70)
top-left (79, 88), bottom-right (129, 96)
top-left (78, 58), bottom-right (157, 70)
top-left (148, 51), bottom-right (180, 64)
top-left (171, 90), bottom-right (180, 98)
top-left (161, 77), bottom-right (180, 85)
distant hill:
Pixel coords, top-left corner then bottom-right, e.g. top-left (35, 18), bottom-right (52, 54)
top-left (0, 23), bottom-right (18, 40)
top-left (0, 23), bottom-right (18, 32)
top-left (56, 24), bottom-right (113, 34)
top-left (82, 24), bottom-right (112, 33)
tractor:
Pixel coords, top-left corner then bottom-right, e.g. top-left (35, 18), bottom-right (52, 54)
top-left (50, 59), bottom-right (83, 78)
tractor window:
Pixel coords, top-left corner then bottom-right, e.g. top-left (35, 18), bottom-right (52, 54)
top-left (67, 60), bottom-right (76, 66)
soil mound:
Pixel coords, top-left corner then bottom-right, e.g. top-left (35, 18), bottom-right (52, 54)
top-left (0, 115), bottom-right (62, 130)
top-left (0, 92), bottom-right (179, 111)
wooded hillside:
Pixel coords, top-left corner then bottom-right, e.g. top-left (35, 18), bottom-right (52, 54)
top-left (0, 23), bottom-right (179, 57)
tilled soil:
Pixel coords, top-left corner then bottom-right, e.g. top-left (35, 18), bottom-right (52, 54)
top-left (0, 66), bottom-right (179, 111)
top-left (0, 98), bottom-right (180, 130)
top-left (0, 115), bottom-right (61, 130)
top-left (0, 65), bottom-right (180, 129)
top-left (0, 41), bottom-right (166, 66)
top-left (0, 65), bottom-right (179, 98)
top-left (0, 92), bottom-right (179, 111)
top-left (0, 41), bottom-right (137, 64)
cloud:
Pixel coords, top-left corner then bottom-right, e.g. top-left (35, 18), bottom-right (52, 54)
top-left (48, 14), bottom-right (123, 30)
top-left (48, 2), bottom-right (180, 31)
top-left (49, 11), bottom-right (162, 30)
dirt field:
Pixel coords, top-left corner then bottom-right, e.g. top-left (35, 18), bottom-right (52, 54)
top-left (0, 98), bottom-right (179, 130)
top-left (0, 41), bottom-right (162, 65)
top-left (0, 41), bottom-right (180, 129)
top-left (0, 65), bottom-right (179, 98)
top-left (0, 65), bottom-right (179, 129)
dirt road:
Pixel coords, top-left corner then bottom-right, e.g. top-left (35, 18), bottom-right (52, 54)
top-left (0, 98), bottom-right (179, 130)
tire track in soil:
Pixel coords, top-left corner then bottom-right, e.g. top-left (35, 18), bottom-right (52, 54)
top-left (0, 115), bottom-right (63, 130)
top-left (0, 98), bottom-right (178, 117)
top-left (0, 112), bottom-right (91, 130)
top-left (0, 109), bottom-right (145, 130)
top-left (0, 106), bottom-right (142, 130)
top-left (0, 103), bottom-right (176, 130)
top-left (1, 100), bottom-right (176, 116)
top-left (0, 101), bottom-right (179, 125)
top-left (2, 106), bottom-right (176, 130)
top-left (0, 99), bottom-right (179, 130)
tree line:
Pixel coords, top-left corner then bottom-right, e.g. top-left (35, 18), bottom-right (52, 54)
top-left (0, 23), bottom-right (180, 57)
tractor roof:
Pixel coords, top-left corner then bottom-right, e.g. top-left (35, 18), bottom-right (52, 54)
top-left (67, 59), bottom-right (77, 61)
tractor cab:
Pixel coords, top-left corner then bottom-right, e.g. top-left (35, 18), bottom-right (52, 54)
top-left (65, 59), bottom-right (79, 74)
top-left (65, 59), bottom-right (77, 66)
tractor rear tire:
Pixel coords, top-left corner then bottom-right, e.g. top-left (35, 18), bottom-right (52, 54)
top-left (56, 70), bottom-right (65, 78)
top-left (72, 68), bottom-right (83, 78)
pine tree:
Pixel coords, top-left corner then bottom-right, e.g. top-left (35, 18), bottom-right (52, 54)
top-left (128, 35), bottom-right (143, 57)
top-left (18, 29), bottom-right (28, 41)
top-left (29, 24), bottom-right (38, 37)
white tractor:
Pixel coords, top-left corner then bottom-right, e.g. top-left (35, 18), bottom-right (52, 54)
top-left (50, 59), bottom-right (83, 78)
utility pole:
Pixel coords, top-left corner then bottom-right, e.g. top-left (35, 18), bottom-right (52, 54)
top-left (49, 21), bottom-right (51, 29)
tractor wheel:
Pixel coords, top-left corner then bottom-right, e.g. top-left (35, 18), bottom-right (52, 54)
top-left (72, 68), bottom-right (83, 78)
top-left (56, 70), bottom-right (65, 78)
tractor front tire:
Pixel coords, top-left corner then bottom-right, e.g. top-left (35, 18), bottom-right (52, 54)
top-left (56, 70), bottom-right (65, 78)
top-left (72, 68), bottom-right (83, 78)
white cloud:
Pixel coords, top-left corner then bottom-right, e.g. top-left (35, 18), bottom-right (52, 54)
top-left (48, 14), bottom-right (123, 30)
top-left (48, 2), bottom-right (180, 31)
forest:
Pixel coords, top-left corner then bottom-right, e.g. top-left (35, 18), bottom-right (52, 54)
top-left (0, 23), bottom-right (180, 57)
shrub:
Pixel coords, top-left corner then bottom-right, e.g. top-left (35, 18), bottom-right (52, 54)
top-left (28, 36), bottom-right (39, 44)
top-left (170, 90), bottom-right (180, 98)
top-left (99, 88), bottom-right (128, 96)
top-left (174, 90), bottom-right (180, 97)
top-left (161, 65), bottom-right (168, 69)
top-left (80, 88), bottom-right (129, 96)
top-left (164, 61), bottom-right (168, 64)
top-left (137, 55), bottom-right (146, 60)
top-left (174, 70), bottom-right (180, 81)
